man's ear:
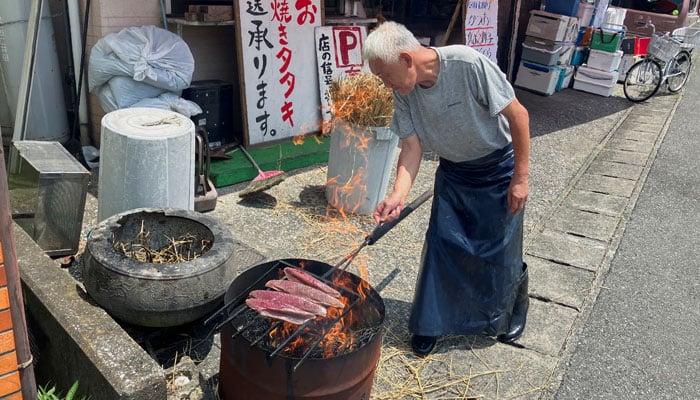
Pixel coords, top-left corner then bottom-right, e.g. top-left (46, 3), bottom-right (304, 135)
top-left (398, 52), bottom-right (413, 67)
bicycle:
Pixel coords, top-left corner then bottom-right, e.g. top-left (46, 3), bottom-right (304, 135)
top-left (623, 21), bottom-right (700, 102)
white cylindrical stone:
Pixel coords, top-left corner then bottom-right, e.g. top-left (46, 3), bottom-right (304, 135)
top-left (98, 107), bottom-right (195, 222)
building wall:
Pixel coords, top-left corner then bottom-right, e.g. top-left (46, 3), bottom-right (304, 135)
top-left (84, 0), bottom-right (239, 147)
top-left (84, 0), bottom-right (161, 146)
top-left (0, 244), bottom-right (22, 399)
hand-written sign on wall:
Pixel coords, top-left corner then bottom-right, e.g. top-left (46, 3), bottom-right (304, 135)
top-left (464, 0), bottom-right (498, 63)
top-left (315, 26), bottom-right (368, 132)
top-left (235, 0), bottom-right (322, 145)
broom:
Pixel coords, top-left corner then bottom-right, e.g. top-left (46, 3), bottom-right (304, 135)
top-left (238, 145), bottom-right (287, 197)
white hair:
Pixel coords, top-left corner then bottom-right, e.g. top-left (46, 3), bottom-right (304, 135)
top-left (363, 21), bottom-right (422, 64)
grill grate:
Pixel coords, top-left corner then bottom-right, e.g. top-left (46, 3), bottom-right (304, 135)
top-left (222, 259), bottom-right (383, 371)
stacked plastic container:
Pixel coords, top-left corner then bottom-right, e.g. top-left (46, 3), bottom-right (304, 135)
top-left (572, 6), bottom-right (627, 96)
top-left (514, 6), bottom-right (580, 96)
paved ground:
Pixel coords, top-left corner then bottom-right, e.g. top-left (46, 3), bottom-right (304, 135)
top-left (553, 73), bottom-right (700, 399)
top-left (74, 75), bottom-right (685, 399)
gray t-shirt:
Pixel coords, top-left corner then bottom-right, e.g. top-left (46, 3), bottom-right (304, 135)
top-left (389, 45), bottom-right (516, 162)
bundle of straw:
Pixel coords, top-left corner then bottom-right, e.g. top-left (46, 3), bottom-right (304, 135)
top-left (329, 72), bottom-right (393, 127)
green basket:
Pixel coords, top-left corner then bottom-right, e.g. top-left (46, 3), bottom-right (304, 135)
top-left (590, 28), bottom-right (624, 52)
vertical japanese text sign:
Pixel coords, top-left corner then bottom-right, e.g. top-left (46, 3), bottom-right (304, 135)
top-left (314, 25), bottom-right (367, 132)
top-left (234, 0), bottom-right (323, 145)
top-left (464, 0), bottom-right (499, 63)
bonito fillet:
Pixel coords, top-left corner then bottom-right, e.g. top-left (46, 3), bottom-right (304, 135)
top-left (245, 297), bottom-right (316, 325)
top-left (265, 279), bottom-right (345, 308)
top-left (284, 267), bottom-right (342, 298)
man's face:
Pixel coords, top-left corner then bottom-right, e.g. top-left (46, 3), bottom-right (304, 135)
top-left (368, 55), bottom-right (415, 95)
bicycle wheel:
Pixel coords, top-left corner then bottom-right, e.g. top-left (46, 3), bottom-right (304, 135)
top-left (667, 50), bottom-right (692, 92)
top-left (623, 58), bottom-right (663, 102)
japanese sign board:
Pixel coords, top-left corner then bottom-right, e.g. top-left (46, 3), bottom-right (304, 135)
top-left (464, 0), bottom-right (498, 63)
top-left (314, 25), bottom-right (368, 132)
top-left (234, 0), bottom-right (323, 146)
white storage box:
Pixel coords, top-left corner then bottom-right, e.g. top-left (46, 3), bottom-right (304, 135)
top-left (557, 65), bottom-right (574, 91)
top-left (617, 54), bottom-right (643, 82)
top-left (573, 66), bottom-right (620, 97)
top-left (522, 37), bottom-right (564, 65)
top-left (558, 43), bottom-right (575, 64)
top-left (526, 10), bottom-right (576, 42)
top-left (586, 49), bottom-right (623, 71)
top-left (577, 3), bottom-right (595, 27)
top-left (515, 61), bottom-right (559, 96)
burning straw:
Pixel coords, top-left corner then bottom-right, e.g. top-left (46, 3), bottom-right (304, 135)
top-left (329, 72), bottom-right (393, 127)
top-left (114, 220), bottom-right (211, 263)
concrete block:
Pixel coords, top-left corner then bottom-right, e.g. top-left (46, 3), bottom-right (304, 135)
top-left (15, 225), bottom-right (167, 399)
top-left (563, 189), bottom-right (628, 217)
top-left (518, 298), bottom-right (580, 357)
top-left (546, 206), bottom-right (620, 241)
top-left (576, 174), bottom-right (636, 197)
top-left (608, 138), bottom-right (655, 155)
top-left (527, 255), bottom-right (595, 309)
top-left (598, 148), bottom-right (650, 166)
top-left (587, 160), bottom-right (644, 181)
top-left (527, 228), bottom-right (607, 271)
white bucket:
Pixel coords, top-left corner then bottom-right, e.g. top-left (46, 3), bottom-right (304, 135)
top-left (98, 107), bottom-right (195, 222)
top-left (326, 123), bottom-right (399, 215)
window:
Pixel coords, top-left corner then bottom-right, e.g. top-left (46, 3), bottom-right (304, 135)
top-left (611, 0), bottom-right (684, 15)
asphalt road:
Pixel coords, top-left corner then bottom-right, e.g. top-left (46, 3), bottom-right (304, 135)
top-left (554, 68), bottom-right (700, 397)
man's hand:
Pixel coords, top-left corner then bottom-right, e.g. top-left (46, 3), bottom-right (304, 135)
top-left (507, 175), bottom-right (528, 215)
top-left (374, 192), bottom-right (405, 223)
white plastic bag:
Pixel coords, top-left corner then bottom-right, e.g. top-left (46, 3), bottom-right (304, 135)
top-left (95, 76), bottom-right (167, 112)
top-left (130, 92), bottom-right (203, 118)
top-left (88, 25), bottom-right (195, 92)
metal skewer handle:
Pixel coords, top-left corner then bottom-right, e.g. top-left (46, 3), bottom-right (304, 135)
top-left (365, 188), bottom-right (433, 245)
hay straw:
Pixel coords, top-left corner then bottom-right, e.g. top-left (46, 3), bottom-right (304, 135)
top-left (114, 220), bottom-right (211, 263)
top-left (330, 73), bottom-right (393, 127)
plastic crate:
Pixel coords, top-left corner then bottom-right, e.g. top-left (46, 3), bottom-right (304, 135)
top-left (590, 28), bottom-right (625, 53)
top-left (514, 61), bottom-right (559, 96)
top-left (544, 0), bottom-right (579, 16)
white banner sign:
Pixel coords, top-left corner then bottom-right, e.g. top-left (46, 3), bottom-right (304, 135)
top-left (235, 0), bottom-right (322, 145)
top-left (465, 0), bottom-right (499, 63)
top-left (315, 25), bottom-right (368, 132)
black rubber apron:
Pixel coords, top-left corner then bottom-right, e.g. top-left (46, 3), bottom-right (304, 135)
top-left (408, 143), bottom-right (524, 337)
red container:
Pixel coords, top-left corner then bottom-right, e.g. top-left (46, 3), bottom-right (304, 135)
top-left (635, 37), bottom-right (651, 55)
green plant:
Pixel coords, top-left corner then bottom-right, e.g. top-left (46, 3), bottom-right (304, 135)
top-left (38, 381), bottom-right (89, 400)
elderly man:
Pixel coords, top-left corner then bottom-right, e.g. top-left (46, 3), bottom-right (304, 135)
top-left (363, 21), bottom-right (531, 356)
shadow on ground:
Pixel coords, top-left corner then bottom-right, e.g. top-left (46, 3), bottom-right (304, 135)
top-left (516, 87), bottom-right (632, 138)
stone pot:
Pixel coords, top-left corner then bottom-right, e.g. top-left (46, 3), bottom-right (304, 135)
top-left (82, 207), bottom-right (238, 327)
